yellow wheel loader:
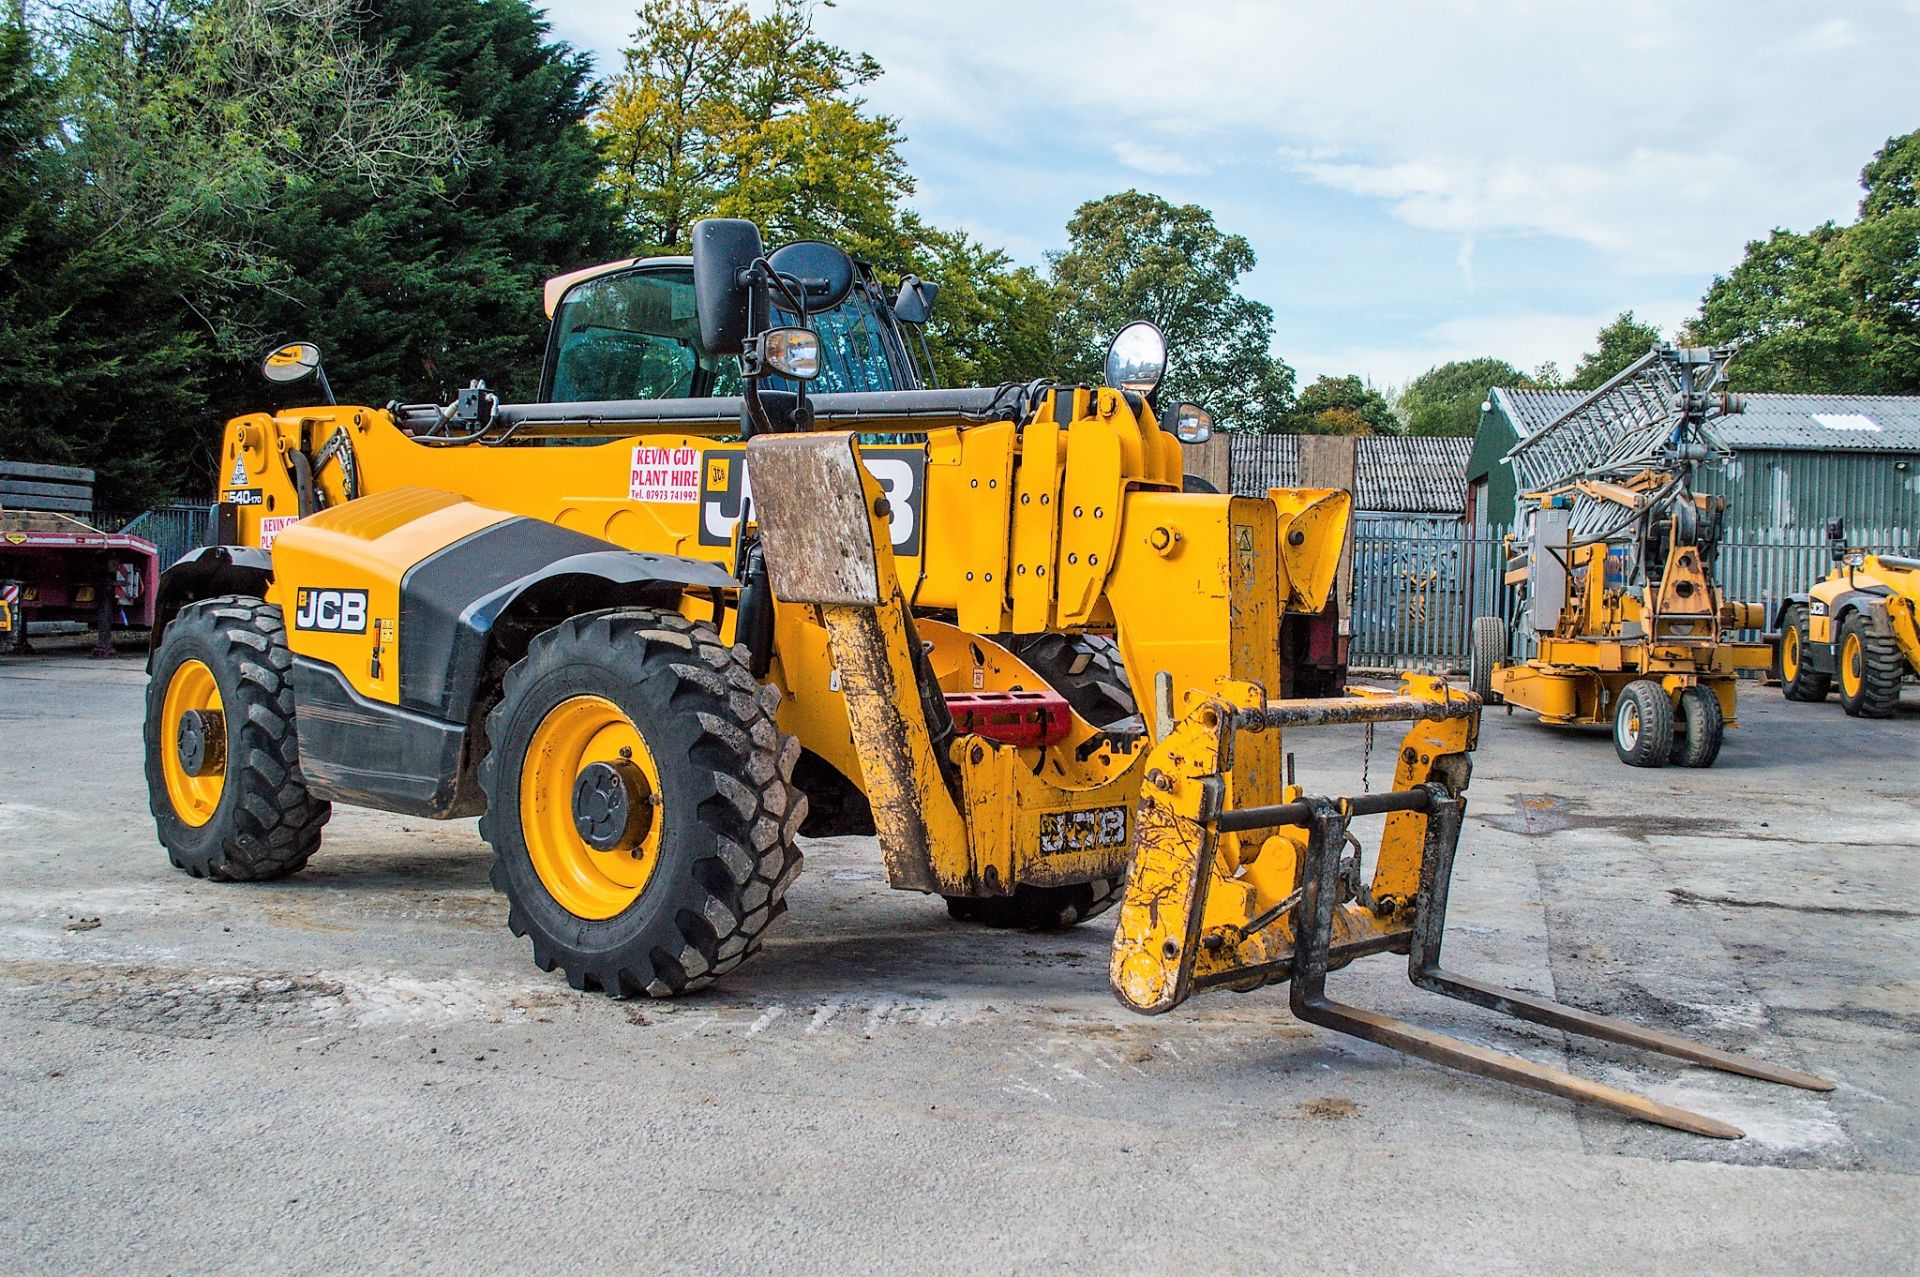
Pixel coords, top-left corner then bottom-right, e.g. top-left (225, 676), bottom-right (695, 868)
top-left (1775, 518), bottom-right (1919, 717)
top-left (143, 220), bottom-right (1827, 1135)
top-left (1474, 345), bottom-right (1770, 767)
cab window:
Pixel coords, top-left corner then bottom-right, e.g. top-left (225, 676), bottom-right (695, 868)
top-left (544, 267), bottom-right (723, 402)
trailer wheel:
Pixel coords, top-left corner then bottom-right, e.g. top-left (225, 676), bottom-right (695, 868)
top-left (945, 878), bottom-right (1123, 930)
top-left (478, 609), bottom-right (805, 997)
top-left (1778, 605), bottom-right (1831, 701)
top-left (1469, 616), bottom-right (1507, 703)
top-left (144, 596), bottom-right (330, 880)
top-left (1669, 685), bottom-right (1725, 768)
top-left (1613, 679), bottom-right (1673, 767)
top-left (1837, 612), bottom-right (1903, 719)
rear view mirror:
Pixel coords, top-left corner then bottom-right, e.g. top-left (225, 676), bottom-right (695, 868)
top-left (260, 340), bottom-right (334, 404)
top-left (691, 218), bottom-right (765, 356)
top-left (767, 240), bottom-right (855, 314)
top-left (261, 341), bottom-right (323, 384)
top-left (892, 276), bottom-right (938, 324)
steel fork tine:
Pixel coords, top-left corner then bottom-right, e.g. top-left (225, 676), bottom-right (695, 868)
top-left (1409, 792), bottom-right (1833, 1093)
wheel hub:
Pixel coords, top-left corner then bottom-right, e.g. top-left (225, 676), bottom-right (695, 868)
top-left (175, 708), bottom-right (225, 777)
top-left (572, 759), bottom-right (651, 853)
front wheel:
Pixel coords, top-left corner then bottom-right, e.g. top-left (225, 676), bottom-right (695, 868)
top-left (1837, 612), bottom-right (1903, 718)
top-left (478, 610), bottom-right (805, 997)
top-left (144, 596), bottom-right (330, 880)
top-left (1778, 605), bottom-right (1831, 701)
top-left (1613, 679), bottom-right (1673, 768)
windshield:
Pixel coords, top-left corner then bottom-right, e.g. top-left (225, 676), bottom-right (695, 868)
top-left (542, 264), bottom-right (910, 403)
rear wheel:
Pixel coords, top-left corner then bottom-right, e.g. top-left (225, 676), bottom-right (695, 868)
top-left (945, 878), bottom-right (1124, 929)
top-left (1778, 605), bottom-right (1831, 701)
top-left (1004, 632), bottom-right (1138, 731)
top-left (144, 596), bottom-right (330, 880)
top-left (1669, 685), bottom-right (1725, 768)
top-left (1837, 612), bottom-right (1903, 718)
top-left (948, 632), bottom-right (1138, 929)
top-left (478, 609), bottom-right (805, 996)
top-left (1613, 679), bottom-right (1673, 768)
top-left (1469, 616), bottom-right (1507, 703)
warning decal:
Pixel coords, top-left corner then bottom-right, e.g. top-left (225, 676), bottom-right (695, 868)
top-left (629, 445), bottom-right (702, 503)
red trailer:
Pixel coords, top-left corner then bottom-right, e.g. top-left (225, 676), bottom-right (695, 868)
top-left (0, 509), bottom-right (159, 656)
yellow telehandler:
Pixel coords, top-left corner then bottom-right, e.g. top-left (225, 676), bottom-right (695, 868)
top-left (143, 220), bottom-right (1826, 1136)
top-left (1776, 518), bottom-right (1919, 716)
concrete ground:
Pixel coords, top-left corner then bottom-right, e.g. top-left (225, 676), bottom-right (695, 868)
top-left (1, 652), bottom-right (1916, 1274)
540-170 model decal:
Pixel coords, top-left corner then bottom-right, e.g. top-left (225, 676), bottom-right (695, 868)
top-left (696, 444), bottom-right (926, 555)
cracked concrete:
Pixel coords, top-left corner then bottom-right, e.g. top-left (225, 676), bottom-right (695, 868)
top-left (1, 653), bottom-right (1916, 1272)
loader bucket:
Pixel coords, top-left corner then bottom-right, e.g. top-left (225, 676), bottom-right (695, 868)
top-left (1110, 676), bottom-right (1833, 1138)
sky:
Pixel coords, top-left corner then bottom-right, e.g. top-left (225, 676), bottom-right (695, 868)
top-left (547, 0), bottom-right (1920, 389)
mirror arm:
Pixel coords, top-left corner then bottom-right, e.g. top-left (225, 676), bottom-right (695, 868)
top-left (315, 364), bottom-right (336, 406)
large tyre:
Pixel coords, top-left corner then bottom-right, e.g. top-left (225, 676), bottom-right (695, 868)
top-left (1469, 616), bottom-right (1507, 703)
top-left (478, 609), bottom-right (805, 997)
top-left (1612, 679), bottom-right (1673, 768)
top-left (1837, 611), bottom-right (1903, 719)
top-left (144, 596), bottom-right (330, 880)
top-left (1004, 632), bottom-right (1138, 731)
top-left (945, 877), bottom-right (1125, 929)
top-left (1778, 604), bottom-right (1831, 701)
top-left (1670, 685), bottom-right (1725, 768)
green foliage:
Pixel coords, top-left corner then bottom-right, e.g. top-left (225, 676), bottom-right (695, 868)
top-left (1687, 131), bottom-right (1919, 393)
top-left (1286, 374), bottom-right (1395, 436)
top-left (596, 0), bottom-right (909, 259)
top-left (1398, 357), bottom-right (1528, 437)
top-left (1048, 190), bottom-right (1295, 432)
top-left (250, 0), bottom-right (617, 407)
top-left (1568, 311), bottom-right (1663, 390)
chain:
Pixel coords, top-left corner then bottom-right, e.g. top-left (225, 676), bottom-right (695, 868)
top-left (1362, 721), bottom-right (1375, 792)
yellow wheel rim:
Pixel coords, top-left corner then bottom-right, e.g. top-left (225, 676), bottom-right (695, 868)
top-left (1781, 623), bottom-right (1800, 680)
top-left (520, 695), bottom-right (664, 921)
top-left (1841, 631), bottom-right (1863, 698)
top-left (160, 659), bottom-right (225, 827)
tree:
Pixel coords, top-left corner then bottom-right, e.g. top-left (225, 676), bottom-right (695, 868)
top-left (0, 0), bottom-right (479, 503)
top-left (1687, 131), bottom-right (1920, 394)
top-left (249, 0), bottom-right (617, 408)
top-left (899, 217), bottom-right (1061, 388)
top-left (595, 0), bottom-right (909, 260)
top-left (1568, 311), bottom-right (1663, 390)
top-left (1048, 190), bottom-right (1295, 432)
top-left (1398, 357), bottom-right (1528, 437)
top-left (1285, 374), bottom-right (1395, 435)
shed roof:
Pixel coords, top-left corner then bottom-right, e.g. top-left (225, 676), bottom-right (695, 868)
top-left (1490, 389), bottom-right (1920, 453)
top-left (1229, 434), bottom-right (1470, 515)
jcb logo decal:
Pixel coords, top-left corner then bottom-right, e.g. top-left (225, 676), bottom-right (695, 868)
top-left (698, 444), bottom-right (926, 555)
top-left (1039, 805), bottom-right (1129, 855)
top-left (294, 588), bottom-right (369, 633)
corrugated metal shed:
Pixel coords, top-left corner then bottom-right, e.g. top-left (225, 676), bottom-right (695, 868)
top-left (1471, 389), bottom-right (1920, 540)
top-left (1492, 389), bottom-right (1920, 452)
top-left (1228, 435), bottom-right (1470, 516)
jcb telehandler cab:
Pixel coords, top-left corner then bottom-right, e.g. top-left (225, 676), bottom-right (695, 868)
top-left (145, 219), bottom-right (1828, 1136)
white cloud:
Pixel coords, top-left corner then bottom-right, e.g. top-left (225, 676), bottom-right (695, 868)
top-left (1112, 142), bottom-right (1210, 178)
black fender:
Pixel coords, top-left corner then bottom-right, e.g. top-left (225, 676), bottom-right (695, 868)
top-left (396, 518), bottom-right (739, 727)
top-left (148, 545), bottom-right (275, 668)
top-left (1768, 591), bottom-right (1811, 636)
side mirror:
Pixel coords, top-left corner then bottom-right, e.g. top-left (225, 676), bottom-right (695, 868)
top-left (892, 275), bottom-right (938, 324)
top-left (260, 340), bottom-right (334, 404)
top-left (766, 240), bottom-right (855, 314)
top-left (1104, 321), bottom-right (1167, 396)
top-left (691, 218), bottom-right (765, 355)
top-left (1827, 516), bottom-right (1848, 563)
top-left (1171, 403), bottom-right (1213, 444)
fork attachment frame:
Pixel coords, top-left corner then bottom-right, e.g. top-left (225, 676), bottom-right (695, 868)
top-left (1109, 679), bottom-right (1832, 1139)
